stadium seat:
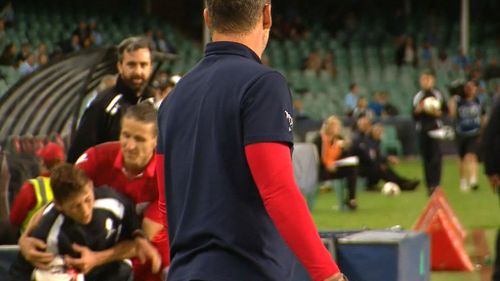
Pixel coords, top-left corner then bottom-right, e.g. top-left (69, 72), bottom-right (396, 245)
top-left (381, 125), bottom-right (403, 156)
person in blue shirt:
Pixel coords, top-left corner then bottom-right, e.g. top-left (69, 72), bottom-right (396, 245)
top-left (156, 1), bottom-right (347, 280)
top-left (344, 83), bottom-right (360, 116)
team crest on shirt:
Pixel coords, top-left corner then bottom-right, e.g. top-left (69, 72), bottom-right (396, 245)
top-left (284, 110), bottom-right (293, 132)
top-left (75, 153), bottom-right (88, 165)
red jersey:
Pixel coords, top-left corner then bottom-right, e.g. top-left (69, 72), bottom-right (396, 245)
top-left (76, 142), bottom-right (169, 280)
top-left (76, 142), bottom-right (164, 224)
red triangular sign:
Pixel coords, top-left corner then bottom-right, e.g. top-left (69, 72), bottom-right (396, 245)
top-left (426, 209), bottom-right (474, 271)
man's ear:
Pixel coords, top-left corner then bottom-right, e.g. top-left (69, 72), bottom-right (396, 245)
top-left (203, 8), bottom-right (212, 30)
top-left (263, 3), bottom-right (272, 30)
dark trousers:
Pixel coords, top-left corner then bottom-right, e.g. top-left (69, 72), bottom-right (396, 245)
top-left (361, 163), bottom-right (409, 188)
top-left (419, 133), bottom-right (442, 191)
top-left (325, 166), bottom-right (358, 201)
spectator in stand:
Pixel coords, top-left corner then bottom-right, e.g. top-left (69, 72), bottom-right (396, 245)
top-left (0, 19), bottom-right (5, 45)
top-left (368, 91), bottom-right (386, 118)
top-left (0, 1), bottom-right (14, 28)
top-left (67, 36), bottom-right (153, 163)
top-left (396, 36), bottom-right (418, 68)
top-left (88, 19), bottom-right (103, 46)
top-left (303, 50), bottom-right (322, 74)
top-left (433, 49), bottom-right (453, 74)
top-left (449, 81), bottom-right (486, 192)
top-left (62, 34), bottom-right (81, 53)
top-left (470, 69), bottom-right (488, 101)
top-left (321, 50), bottom-right (337, 79)
top-left (453, 47), bottom-right (471, 73)
top-left (344, 83), bottom-right (360, 116)
top-left (34, 43), bottom-right (47, 61)
top-left (15, 42), bottom-right (31, 64)
top-left (419, 41), bottom-right (435, 69)
top-left (484, 57), bottom-right (500, 81)
top-left (18, 52), bottom-right (37, 76)
top-left (72, 21), bottom-right (89, 47)
top-left (352, 96), bottom-right (374, 119)
top-left (9, 142), bottom-right (65, 234)
top-left (37, 53), bottom-right (48, 67)
top-left (154, 31), bottom-right (176, 54)
top-left (0, 43), bottom-right (17, 66)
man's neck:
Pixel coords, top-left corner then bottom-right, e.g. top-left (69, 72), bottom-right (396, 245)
top-left (211, 32), bottom-right (263, 59)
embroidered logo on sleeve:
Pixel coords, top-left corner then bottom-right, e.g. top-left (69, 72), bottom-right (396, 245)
top-left (284, 110), bottom-right (293, 132)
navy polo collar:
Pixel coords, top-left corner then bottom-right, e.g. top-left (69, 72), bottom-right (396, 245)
top-left (205, 41), bottom-right (262, 64)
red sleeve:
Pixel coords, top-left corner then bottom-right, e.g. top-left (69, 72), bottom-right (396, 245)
top-left (75, 146), bottom-right (98, 180)
top-left (10, 182), bottom-right (37, 227)
top-left (143, 153), bottom-right (167, 227)
top-left (245, 142), bottom-right (340, 281)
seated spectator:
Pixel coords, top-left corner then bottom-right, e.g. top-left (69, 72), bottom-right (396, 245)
top-left (453, 47), bottom-right (471, 72)
top-left (352, 96), bottom-right (374, 119)
top-left (368, 91), bottom-right (386, 117)
top-left (433, 49), bottom-right (452, 73)
top-left (88, 19), bottom-right (103, 46)
top-left (396, 36), bottom-right (418, 67)
top-left (315, 116), bottom-right (359, 210)
top-left (0, 43), bottom-right (16, 66)
top-left (9, 164), bottom-right (161, 281)
top-left (9, 142), bottom-right (65, 234)
top-left (154, 31), bottom-right (176, 54)
top-left (484, 57), bottom-right (500, 80)
top-left (320, 50), bottom-right (337, 79)
top-left (351, 117), bottom-right (420, 191)
top-left (18, 52), bottom-right (37, 76)
top-left (344, 83), bottom-right (360, 116)
top-left (15, 42), bottom-right (31, 65)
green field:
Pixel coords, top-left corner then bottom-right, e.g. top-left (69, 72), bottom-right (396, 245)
top-left (311, 158), bottom-right (499, 281)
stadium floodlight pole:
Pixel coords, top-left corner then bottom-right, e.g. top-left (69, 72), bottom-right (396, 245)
top-left (460, 0), bottom-right (470, 55)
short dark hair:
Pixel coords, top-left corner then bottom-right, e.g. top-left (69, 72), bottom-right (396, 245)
top-left (117, 36), bottom-right (152, 62)
top-left (205, 0), bottom-right (270, 34)
top-left (50, 164), bottom-right (91, 203)
top-left (122, 102), bottom-right (158, 136)
top-left (349, 83), bottom-right (357, 91)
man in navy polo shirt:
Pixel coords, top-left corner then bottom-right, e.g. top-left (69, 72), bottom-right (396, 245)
top-left (157, 1), bottom-right (346, 280)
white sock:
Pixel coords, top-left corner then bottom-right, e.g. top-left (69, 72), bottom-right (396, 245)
top-left (460, 178), bottom-right (469, 191)
top-left (469, 176), bottom-right (477, 186)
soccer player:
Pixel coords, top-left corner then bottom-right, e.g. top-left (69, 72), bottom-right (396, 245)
top-left (19, 103), bottom-right (168, 281)
top-left (413, 72), bottom-right (446, 195)
top-left (9, 164), bottom-right (160, 281)
top-left (157, 1), bottom-right (347, 280)
top-left (448, 81), bottom-right (486, 191)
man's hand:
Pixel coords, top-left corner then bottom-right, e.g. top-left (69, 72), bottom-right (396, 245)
top-left (324, 273), bottom-right (348, 281)
top-left (135, 237), bottom-right (162, 274)
top-left (19, 236), bottom-right (55, 269)
top-left (64, 244), bottom-right (99, 274)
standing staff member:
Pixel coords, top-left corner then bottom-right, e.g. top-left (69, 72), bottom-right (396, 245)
top-left (413, 72), bottom-right (446, 195)
top-left (482, 99), bottom-right (500, 281)
top-left (157, 1), bottom-right (346, 280)
top-left (67, 37), bottom-right (153, 163)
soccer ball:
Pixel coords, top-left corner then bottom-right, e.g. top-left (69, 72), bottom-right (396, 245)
top-left (32, 256), bottom-right (84, 281)
top-left (422, 96), bottom-right (441, 113)
top-left (381, 182), bottom-right (401, 196)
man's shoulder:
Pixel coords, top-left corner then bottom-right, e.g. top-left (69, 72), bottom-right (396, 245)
top-left (88, 86), bottom-right (122, 108)
top-left (79, 142), bottom-right (120, 164)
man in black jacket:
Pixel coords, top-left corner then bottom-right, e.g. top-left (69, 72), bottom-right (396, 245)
top-left (67, 37), bottom-right (153, 163)
top-left (481, 100), bottom-right (500, 281)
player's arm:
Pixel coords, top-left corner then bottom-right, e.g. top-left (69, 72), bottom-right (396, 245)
top-left (10, 182), bottom-right (37, 227)
top-left (447, 96), bottom-right (457, 118)
top-left (64, 234), bottom-right (160, 274)
top-left (18, 205), bottom-right (55, 269)
top-left (482, 101), bottom-right (500, 191)
top-left (245, 142), bottom-right (345, 281)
